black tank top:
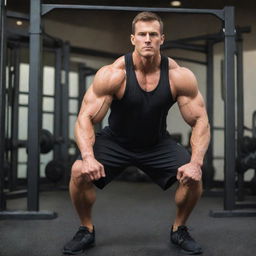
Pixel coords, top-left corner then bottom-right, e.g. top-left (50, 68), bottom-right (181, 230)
top-left (106, 53), bottom-right (176, 150)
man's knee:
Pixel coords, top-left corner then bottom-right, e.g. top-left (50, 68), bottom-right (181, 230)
top-left (179, 180), bottom-right (203, 194)
top-left (189, 180), bottom-right (203, 195)
top-left (70, 160), bottom-right (92, 188)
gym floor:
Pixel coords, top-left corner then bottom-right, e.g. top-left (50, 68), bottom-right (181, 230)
top-left (0, 180), bottom-right (255, 256)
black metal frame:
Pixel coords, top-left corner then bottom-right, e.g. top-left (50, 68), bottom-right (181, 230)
top-left (39, 4), bottom-right (246, 217)
top-left (60, 42), bottom-right (70, 185)
top-left (9, 44), bottom-right (20, 191)
top-left (236, 31), bottom-right (246, 202)
top-left (41, 4), bottom-right (224, 19)
top-left (0, 1), bottom-right (57, 219)
top-left (27, 0), bottom-right (42, 212)
top-left (0, 2), bottom-right (255, 217)
top-left (205, 40), bottom-right (214, 190)
top-left (53, 47), bottom-right (62, 162)
top-left (0, 0), bottom-right (7, 211)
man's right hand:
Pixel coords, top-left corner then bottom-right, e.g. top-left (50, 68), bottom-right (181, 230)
top-left (81, 156), bottom-right (106, 182)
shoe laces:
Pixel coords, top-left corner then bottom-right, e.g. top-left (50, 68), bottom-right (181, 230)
top-left (73, 228), bottom-right (89, 241)
top-left (177, 226), bottom-right (194, 241)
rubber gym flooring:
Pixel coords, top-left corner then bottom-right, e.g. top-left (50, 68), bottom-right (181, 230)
top-left (0, 180), bottom-right (255, 256)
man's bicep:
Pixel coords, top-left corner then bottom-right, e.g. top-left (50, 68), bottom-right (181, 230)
top-left (77, 64), bottom-right (124, 124)
top-left (78, 85), bottom-right (112, 124)
top-left (178, 92), bottom-right (207, 127)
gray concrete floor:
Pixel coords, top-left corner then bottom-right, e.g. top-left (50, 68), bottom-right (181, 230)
top-left (0, 180), bottom-right (256, 256)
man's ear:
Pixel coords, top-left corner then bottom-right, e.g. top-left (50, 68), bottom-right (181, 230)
top-left (160, 34), bottom-right (165, 45)
top-left (131, 34), bottom-right (135, 46)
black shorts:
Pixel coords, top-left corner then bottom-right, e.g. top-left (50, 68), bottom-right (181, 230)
top-left (78, 128), bottom-right (191, 191)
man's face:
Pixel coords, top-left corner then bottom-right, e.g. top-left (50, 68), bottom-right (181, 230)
top-left (131, 20), bottom-right (164, 58)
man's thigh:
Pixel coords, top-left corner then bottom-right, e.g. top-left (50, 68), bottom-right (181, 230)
top-left (77, 132), bottom-right (134, 189)
top-left (136, 137), bottom-right (191, 190)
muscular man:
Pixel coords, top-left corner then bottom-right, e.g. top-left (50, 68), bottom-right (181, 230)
top-left (63, 12), bottom-right (210, 255)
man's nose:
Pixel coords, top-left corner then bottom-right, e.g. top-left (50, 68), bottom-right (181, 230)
top-left (145, 33), bottom-right (151, 42)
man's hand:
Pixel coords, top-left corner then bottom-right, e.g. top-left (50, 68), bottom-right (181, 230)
top-left (81, 156), bottom-right (106, 182)
top-left (176, 162), bottom-right (202, 186)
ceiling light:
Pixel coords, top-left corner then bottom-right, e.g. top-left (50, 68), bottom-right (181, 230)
top-left (170, 1), bottom-right (182, 7)
top-left (16, 20), bottom-right (23, 26)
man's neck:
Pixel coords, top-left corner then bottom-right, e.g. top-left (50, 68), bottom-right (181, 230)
top-left (132, 51), bottom-right (161, 73)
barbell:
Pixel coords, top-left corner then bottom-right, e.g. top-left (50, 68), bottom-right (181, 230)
top-left (5, 129), bottom-right (63, 154)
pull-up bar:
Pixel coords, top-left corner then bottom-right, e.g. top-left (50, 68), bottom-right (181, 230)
top-left (41, 4), bottom-right (224, 20)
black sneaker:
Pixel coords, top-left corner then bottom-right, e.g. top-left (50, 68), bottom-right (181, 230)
top-left (170, 226), bottom-right (202, 255)
top-left (63, 226), bottom-right (95, 255)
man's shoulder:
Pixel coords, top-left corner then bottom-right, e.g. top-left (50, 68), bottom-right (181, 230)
top-left (167, 57), bottom-right (179, 70)
top-left (98, 55), bottom-right (126, 79)
top-left (167, 58), bottom-right (198, 97)
top-left (93, 56), bottom-right (126, 94)
top-left (112, 55), bottom-right (126, 70)
top-left (167, 58), bottom-right (195, 80)
top-left (167, 57), bottom-right (191, 74)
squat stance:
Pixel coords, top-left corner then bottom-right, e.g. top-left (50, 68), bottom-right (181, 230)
top-left (63, 12), bottom-right (210, 255)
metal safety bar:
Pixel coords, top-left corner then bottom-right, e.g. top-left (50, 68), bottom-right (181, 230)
top-left (41, 4), bottom-right (224, 20)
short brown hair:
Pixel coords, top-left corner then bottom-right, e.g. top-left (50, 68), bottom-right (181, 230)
top-left (132, 12), bottom-right (163, 34)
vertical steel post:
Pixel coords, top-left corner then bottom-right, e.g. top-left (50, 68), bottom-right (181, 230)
top-left (236, 34), bottom-right (244, 150)
top-left (223, 6), bottom-right (236, 210)
top-left (10, 46), bottom-right (20, 190)
top-left (0, 0), bottom-right (7, 210)
top-left (53, 48), bottom-right (62, 161)
top-left (61, 42), bottom-right (70, 184)
top-left (236, 33), bottom-right (245, 201)
top-left (27, 0), bottom-right (42, 211)
top-left (205, 40), bottom-right (214, 189)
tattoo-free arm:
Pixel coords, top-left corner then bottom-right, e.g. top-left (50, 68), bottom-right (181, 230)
top-left (75, 65), bottom-right (124, 160)
top-left (74, 66), bottom-right (125, 181)
top-left (74, 85), bottom-right (112, 159)
top-left (176, 69), bottom-right (210, 167)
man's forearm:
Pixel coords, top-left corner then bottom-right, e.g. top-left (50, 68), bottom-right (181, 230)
top-left (74, 117), bottom-right (95, 159)
top-left (190, 119), bottom-right (210, 167)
